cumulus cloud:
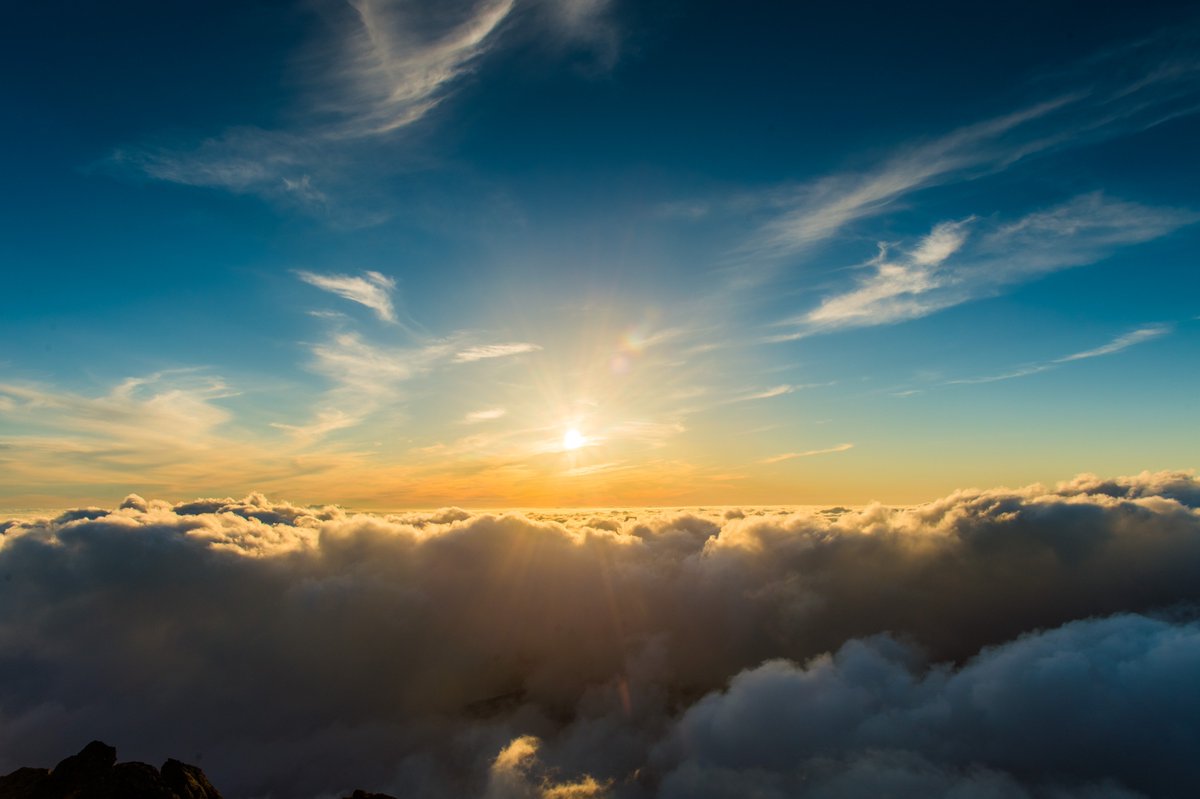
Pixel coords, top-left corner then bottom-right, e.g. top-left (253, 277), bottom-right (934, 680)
top-left (659, 613), bottom-right (1200, 799)
top-left (3, 472), bottom-right (1200, 797)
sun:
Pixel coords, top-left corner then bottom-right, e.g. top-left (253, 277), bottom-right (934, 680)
top-left (562, 428), bottom-right (586, 451)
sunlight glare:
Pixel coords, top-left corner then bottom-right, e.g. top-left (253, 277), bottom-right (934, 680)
top-left (562, 428), bottom-right (586, 451)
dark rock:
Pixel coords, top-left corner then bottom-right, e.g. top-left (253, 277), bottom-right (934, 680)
top-left (95, 761), bottom-right (172, 799)
top-left (342, 791), bottom-right (399, 799)
top-left (3, 741), bottom-right (224, 799)
top-left (0, 767), bottom-right (50, 799)
top-left (46, 740), bottom-right (118, 797)
top-left (161, 758), bottom-right (222, 799)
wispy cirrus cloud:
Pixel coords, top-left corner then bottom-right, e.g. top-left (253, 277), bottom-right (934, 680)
top-left (329, 0), bottom-right (517, 138)
top-left (773, 193), bottom-right (1195, 340)
top-left (943, 324), bottom-right (1173, 387)
top-left (297, 269), bottom-right (397, 322)
top-left (750, 98), bottom-right (1075, 259)
top-left (108, 0), bottom-right (616, 218)
top-left (761, 442), bottom-right (854, 463)
top-left (0, 373), bottom-right (308, 495)
top-left (463, 407), bottom-right (507, 423)
top-left (745, 30), bottom-right (1200, 260)
top-left (288, 330), bottom-right (452, 437)
top-left (1054, 324), bottom-right (1171, 362)
top-left (453, 342), bottom-right (543, 363)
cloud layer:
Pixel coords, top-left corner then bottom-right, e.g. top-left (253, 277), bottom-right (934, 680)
top-left (3, 472), bottom-right (1200, 797)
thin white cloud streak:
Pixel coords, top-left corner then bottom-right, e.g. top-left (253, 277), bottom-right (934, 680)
top-left (1054, 323), bottom-right (1171, 362)
top-left (0, 372), bottom-right (234, 448)
top-left (751, 97), bottom-right (1077, 258)
top-left (761, 443), bottom-right (853, 463)
top-left (286, 331), bottom-right (453, 439)
top-left (289, 328), bottom-right (542, 442)
top-left (454, 342), bottom-right (543, 363)
top-left (714, 382), bottom-right (835, 408)
top-left (297, 269), bottom-right (397, 322)
top-left (107, 0), bottom-right (520, 214)
top-left (726, 385), bottom-right (793, 403)
top-left (333, 0), bottom-right (517, 138)
top-left (944, 324), bottom-right (1173, 387)
top-left (464, 407), bottom-right (508, 423)
top-left (773, 194), bottom-right (1195, 339)
top-left (746, 33), bottom-right (1200, 259)
top-left (0, 373), bottom-right (327, 493)
top-left (111, 0), bottom-right (615, 214)
top-left (269, 409), bottom-right (359, 440)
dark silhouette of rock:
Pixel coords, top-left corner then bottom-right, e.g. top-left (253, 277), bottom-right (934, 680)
top-left (0, 741), bottom-right (222, 799)
top-left (96, 762), bottom-right (173, 799)
top-left (161, 759), bottom-right (222, 799)
top-left (45, 740), bottom-right (117, 796)
top-left (0, 766), bottom-right (50, 799)
top-left (342, 791), bottom-right (399, 799)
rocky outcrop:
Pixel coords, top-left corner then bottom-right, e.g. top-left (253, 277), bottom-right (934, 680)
top-left (161, 759), bottom-right (223, 799)
top-left (0, 742), bottom-right (400, 799)
top-left (0, 741), bottom-right (222, 799)
top-left (0, 767), bottom-right (50, 799)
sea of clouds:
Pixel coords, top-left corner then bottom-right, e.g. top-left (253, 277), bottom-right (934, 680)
top-left (2, 471), bottom-right (1200, 798)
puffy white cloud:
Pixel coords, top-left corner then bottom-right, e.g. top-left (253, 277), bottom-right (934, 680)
top-left (2, 471), bottom-right (1200, 797)
top-left (660, 613), bottom-right (1199, 798)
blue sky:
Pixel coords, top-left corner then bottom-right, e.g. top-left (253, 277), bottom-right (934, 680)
top-left (1, 0), bottom-right (1198, 507)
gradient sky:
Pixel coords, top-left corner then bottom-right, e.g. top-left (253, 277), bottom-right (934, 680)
top-left (2, 0), bottom-right (1198, 509)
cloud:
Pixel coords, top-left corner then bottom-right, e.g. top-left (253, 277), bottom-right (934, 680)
top-left (774, 195), bottom-right (1195, 339)
top-left (454, 342), bottom-right (544, 363)
top-left (285, 330), bottom-right (453, 439)
top-left (465, 407), bottom-right (508, 423)
top-left (297, 270), bottom-right (398, 322)
top-left (332, 0), bottom-right (517, 138)
top-left (1054, 324), bottom-right (1171, 362)
top-left (761, 443), bottom-right (853, 463)
top-left (3, 472), bottom-right (1200, 796)
top-left (484, 735), bottom-right (609, 799)
top-left (725, 385), bottom-right (794, 403)
top-left (944, 324), bottom-right (1172, 386)
top-left (659, 613), bottom-right (1200, 798)
top-left (750, 99), bottom-right (1073, 258)
top-left (746, 30), bottom-right (1200, 259)
top-left (527, 0), bottom-right (620, 70)
top-left (109, 0), bottom-right (616, 216)
top-left (105, 0), bottom-right (520, 216)
top-left (0, 373), bottom-right (278, 493)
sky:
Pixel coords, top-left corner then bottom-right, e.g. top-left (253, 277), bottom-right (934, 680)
top-left (2, 0), bottom-right (1199, 509)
